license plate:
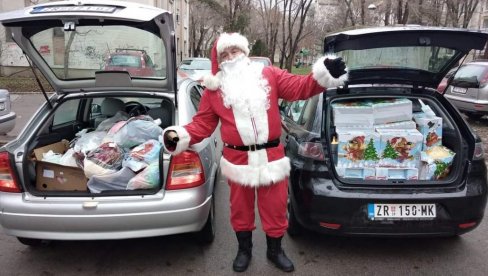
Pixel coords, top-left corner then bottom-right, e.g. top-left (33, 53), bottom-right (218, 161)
top-left (368, 203), bottom-right (436, 220)
top-left (452, 86), bottom-right (467, 94)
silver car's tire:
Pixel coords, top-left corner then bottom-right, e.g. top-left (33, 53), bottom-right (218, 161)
top-left (17, 237), bottom-right (50, 247)
top-left (195, 194), bottom-right (215, 244)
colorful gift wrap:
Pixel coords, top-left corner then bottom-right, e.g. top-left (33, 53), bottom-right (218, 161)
top-left (375, 167), bottom-right (418, 180)
top-left (419, 145), bottom-right (455, 180)
top-left (336, 130), bottom-right (381, 168)
top-left (377, 129), bottom-right (423, 168)
top-left (374, 120), bottom-right (417, 130)
top-left (372, 98), bottom-right (412, 125)
top-left (332, 101), bottom-right (374, 128)
top-left (413, 112), bottom-right (443, 150)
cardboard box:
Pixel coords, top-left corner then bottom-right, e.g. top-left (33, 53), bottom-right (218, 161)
top-left (374, 120), bottom-right (417, 130)
top-left (336, 130), bottom-right (381, 168)
top-left (34, 140), bottom-right (88, 191)
top-left (372, 98), bottom-right (413, 124)
top-left (375, 167), bottom-right (418, 180)
top-left (332, 101), bottom-right (374, 128)
top-left (413, 112), bottom-right (443, 150)
top-left (336, 166), bottom-right (376, 180)
top-left (419, 146), bottom-right (455, 180)
top-left (377, 129), bottom-right (423, 168)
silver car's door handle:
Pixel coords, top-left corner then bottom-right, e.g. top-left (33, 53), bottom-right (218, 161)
top-left (83, 201), bottom-right (99, 209)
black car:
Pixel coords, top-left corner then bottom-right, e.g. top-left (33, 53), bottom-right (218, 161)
top-left (282, 26), bottom-right (488, 237)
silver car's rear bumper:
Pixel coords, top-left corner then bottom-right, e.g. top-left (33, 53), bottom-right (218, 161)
top-left (0, 187), bottom-right (212, 240)
top-left (445, 94), bottom-right (488, 113)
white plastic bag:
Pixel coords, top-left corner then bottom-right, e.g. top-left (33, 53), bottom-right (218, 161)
top-left (113, 116), bottom-right (163, 148)
top-left (123, 139), bottom-right (162, 172)
top-left (127, 161), bottom-right (160, 190)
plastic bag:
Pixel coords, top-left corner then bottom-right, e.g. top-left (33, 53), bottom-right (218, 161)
top-left (87, 167), bottom-right (136, 193)
top-left (123, 139), bottom-right (162, 172)
top-left (127, 161), bottom-right (160, 190)
top-left (84, 142), bottom-right (124, 178)
top-left (112, 116), bottom-right (163, 148)
top-left (59, 148), bottom-right (78, 167)
top-left (42, 150), bottom-right (63, 164)
top-left (73, 130), bottom-right (107, 154)
top-left (96, 111), bottom-right (129, 132)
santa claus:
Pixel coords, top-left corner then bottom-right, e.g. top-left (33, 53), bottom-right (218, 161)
top-left (162, 32), bottom-right (347, 273)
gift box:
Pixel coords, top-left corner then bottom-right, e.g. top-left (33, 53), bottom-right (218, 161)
top-left (377, 129), bottom-right (423, 168)
top-left (375, 167), bottom-right (418, 180)
top-left (336, 130), bottom-right (381, 168)
top-left (336, 166), bottom-right (376, 180)
top-left (413, 112), bottom-right (443, 150)
top-left (374, 120), bottom-right (417, 130)
top-left (419, 145), bottom-right (455, 180)
top-left (372, 98), bottom-right (412, 124)
top-left (332, 101), bottom-right (374, 127)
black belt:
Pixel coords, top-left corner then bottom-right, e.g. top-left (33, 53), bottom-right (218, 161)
top-left (224, 139), bottom-right (280, 151)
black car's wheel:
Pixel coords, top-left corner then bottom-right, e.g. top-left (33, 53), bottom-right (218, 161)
top-left (465, 112), bottom-right (484, 120)
top-left (195, 194), bottom-right (216, 244)
top-left (287, 199), bottom-right (303, 237)
top-left (17, 237), bottom-right (50, 247)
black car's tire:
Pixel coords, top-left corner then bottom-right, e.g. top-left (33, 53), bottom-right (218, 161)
top-left (17, 237), bottom-right (50, 247)
top-left (465, 112), bottom-right (484, 120)
top-left (195, 194), bottom-right (216, 244)
top-left (287, 201), bottom-right (303, 237)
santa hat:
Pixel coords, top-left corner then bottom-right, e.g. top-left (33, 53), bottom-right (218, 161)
top-left (203, 33), bottom-right (250, 90)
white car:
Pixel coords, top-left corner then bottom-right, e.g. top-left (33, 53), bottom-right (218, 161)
top-left (0, 89), bottom-right (16, 135)
top-left (0, 0), bottom-right (219, 246)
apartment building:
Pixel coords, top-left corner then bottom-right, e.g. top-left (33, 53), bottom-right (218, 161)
top-left (0, 0), bottom-right (189, 76)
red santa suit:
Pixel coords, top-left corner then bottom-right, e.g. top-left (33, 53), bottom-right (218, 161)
top-left (162, 33), bottom-right (347, 238)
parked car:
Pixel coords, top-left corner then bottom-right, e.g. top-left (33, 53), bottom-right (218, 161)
top-left (249, 56), bottom-right (272, 67)
top-left (283, 26), bottom-right (488, 237)
top-left (177, 57), bottom-right (211, 82)
top-left (0, 89), bottom-right (16, 135)
top-left (104, 48), bottom-right (157, 77)
top-left (442, 60), bottom-right (488, 120)
top-left (0, 0), bottom-right (219, 246)
top-left (436, 66), bottom-right (458, 94)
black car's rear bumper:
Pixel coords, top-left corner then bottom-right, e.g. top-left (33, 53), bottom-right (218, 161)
top-left (290, 164), bottom-right (488, 237)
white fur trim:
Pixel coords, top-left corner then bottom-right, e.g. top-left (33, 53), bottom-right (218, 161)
top-left (220, 155), bottom-right (291, 187)
top-left (217, 33), bottom-right (250, 56)
top-left (202, 72), bottom-right (221, 91)
top-left (161, 126), bottom-right (191, 155)
top-left (313, 55), bottom-right (348, 88)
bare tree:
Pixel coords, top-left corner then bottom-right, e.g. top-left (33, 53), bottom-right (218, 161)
top-left (254, 0), bottom-right (282, 63)
top-left (445, 0), bottom-right (480, 28)
top-left (189, 1), bottom-right (223, 57)
top-left (397, 0), bottom-right (409, 24)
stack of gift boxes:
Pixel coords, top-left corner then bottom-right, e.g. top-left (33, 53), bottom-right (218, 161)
top-left (332, 98), bottom-right (454, 180)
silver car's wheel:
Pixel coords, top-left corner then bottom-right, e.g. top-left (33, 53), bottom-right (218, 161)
top-left (17, 237), bottom-right (50, 247)
top-left (195, 193), bottom-right (215, 244)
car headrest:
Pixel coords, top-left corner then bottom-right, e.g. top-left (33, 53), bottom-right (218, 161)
top-left (101, 98), bottom-right (125, 116)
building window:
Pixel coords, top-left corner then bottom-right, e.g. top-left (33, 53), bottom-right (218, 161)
top-left (484, 18), bottom-right (488, 29)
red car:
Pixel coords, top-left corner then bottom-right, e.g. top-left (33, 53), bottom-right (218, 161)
top-left (104, 49), bottom-right (157, 77)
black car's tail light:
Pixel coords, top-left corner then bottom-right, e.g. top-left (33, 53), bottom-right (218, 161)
top-left (166, 150), bottom-right (205, 190)
top-left (298, 142), bottom-right (325, 161)
top-left (0, 151), bottom-right (21, 193)
top-left (473, 142), bottom-right (484, 160)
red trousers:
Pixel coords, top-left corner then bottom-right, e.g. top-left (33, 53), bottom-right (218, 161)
top-left (228, 178), bottom-right (288, 238)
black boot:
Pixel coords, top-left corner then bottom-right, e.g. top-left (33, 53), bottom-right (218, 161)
top-left (233, 231), bottom-right (253, 272)
top-left (266, 235), bottom-right (295, 272)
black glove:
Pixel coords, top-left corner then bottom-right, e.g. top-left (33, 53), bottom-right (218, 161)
top-left (164, 130), bottom-right (179, 150)
top-left (324, 57), bottom-right (347, 78)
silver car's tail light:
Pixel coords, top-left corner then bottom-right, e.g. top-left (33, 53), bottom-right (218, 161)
top-left (298, 142), bottom-right (325, 161)
top-left (0, 152), bottom-right (21, 193)
top-left (166, 151), bottom-right (205, 190)
top-left (473, 142), bottom-right (484, 160)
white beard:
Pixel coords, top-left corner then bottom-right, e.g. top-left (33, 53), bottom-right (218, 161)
top-left (220, 54), bottom-right (270, 117)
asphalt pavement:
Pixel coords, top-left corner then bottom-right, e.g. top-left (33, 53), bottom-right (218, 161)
top-left (0, 93), bottom-right (47, 145)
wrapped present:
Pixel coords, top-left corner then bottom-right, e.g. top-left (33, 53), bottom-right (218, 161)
top-left (375, 167), bottom-right (418, 180)
top-left (332, 101), bottom-right (374, 127)
top-left (377, 129), bottom-right (423, 168)
top-left (336, 130), bottom-right (381, 168)
top-left (419, 145), bottom-right (455, 180)
top-left (413, 112), bottom-right (443, 150)
top-left (372, 98), bottom-right (412, 124)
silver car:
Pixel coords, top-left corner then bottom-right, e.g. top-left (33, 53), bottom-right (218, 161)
top-left (177, 57), bottom-right (211, 82)
top-left (443, 60), bottom-right (488, 120)
top-left (0, 0), bottom-right (219, 246)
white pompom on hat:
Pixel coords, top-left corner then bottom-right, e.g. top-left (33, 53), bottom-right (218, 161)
top-left (203, 32), bottom-right (250, 90)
